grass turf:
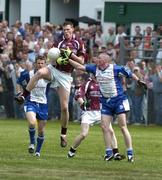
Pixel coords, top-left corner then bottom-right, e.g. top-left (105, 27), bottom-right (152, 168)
top-left (0, 119), bottom-right (162, 180)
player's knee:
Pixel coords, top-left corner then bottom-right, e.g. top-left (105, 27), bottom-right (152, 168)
top-left (38, 131), bottom-right (44, 137)
top-left (29, 121), bottom-right (36, 128)
top-left (61, 105), bottom-right (68, 113)
top-left (101, 124), bottom-right (108, 133)
top-left (107, 128), bottom-right (114, 136)
top-left (120, 125), bottom-right (127, 133)
top-left (80, 133), bottom-right (88, 139)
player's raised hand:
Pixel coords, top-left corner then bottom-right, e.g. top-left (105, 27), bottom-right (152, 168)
top-left (56, 56), bottom-right (69, 65)
top-left (60, 47), bottom-right (73, 58)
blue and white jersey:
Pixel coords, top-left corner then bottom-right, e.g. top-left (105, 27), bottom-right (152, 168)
top-left (29, 70), bottom-right (50, 104)
top-left (85, 64), bottom-right (132, 98)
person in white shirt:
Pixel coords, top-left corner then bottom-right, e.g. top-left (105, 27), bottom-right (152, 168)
top-left (114, 25), bottom-right (127, 48)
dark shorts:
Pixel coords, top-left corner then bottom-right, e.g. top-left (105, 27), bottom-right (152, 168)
top-left (100, 94), bottom-right (130, 116)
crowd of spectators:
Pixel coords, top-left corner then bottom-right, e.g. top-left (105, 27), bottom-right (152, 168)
top-left (0, 19), bottom-right (162, 125)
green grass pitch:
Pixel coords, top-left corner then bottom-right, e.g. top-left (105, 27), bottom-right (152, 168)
top-left (0, 119), bottom-right (162, 180)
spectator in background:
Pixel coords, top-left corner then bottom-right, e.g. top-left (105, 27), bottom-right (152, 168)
top-left (53, 24), bottom-right (63, 45)
top-left (33, 25), bottom-right (43, 40)
top-left (134, 37), bottom-right (143, 62)
top-left (81, 30), bottom-right (91, 63)
top-left (6, 31), bottom-right (15, 42)
top-left (0, 54), bottom-right (15, 118)
top-left (157, 24), bottom-right (162, 37)
top-left (131, 66), bottom-right (146, 124)
top-left (132, 25), bottom-right (143, 43)
top-left (24, 34), bottom-right (34, 50)
top-left (91, 43), bottom-right (99, 58)
top-left (156, 39), bottom-right (162, 64)
top-left (144, 26), bottom-right (152, 58)
top-left (106, 42), bottom-right (116, 62)
top-left (0, 37), bottom-right (6, 54)
top-left (13, 35), bottom-right (23, 59)
top-left (99, 45), bottom-right (107, 54)
top-left (15, 20), bottom-right (26, 39)
top-left (4, 40), bottom-right (14, 58)
top-left (150, 64), bottom-right (162, 125)
top-left (94, 28), bottom-right (104, 47)
top-left (13, 61), bottom-right (26, 119)
top-left (10, 25), bottom-right (21, 39)
top-left (114, 25), bottom-right (127, 48)
top-left (123, 36), bottom-right (133, 64)
top-left (2, 20), bottom-right (10, 33)
top-left (103, 26), bottom-right (116, 46)
top-left (129, 49), bottom-right (141, 65)
top-left (125, 59), bottom-right (136, 124)
top-left (146, 64), bottom-right (155, 124)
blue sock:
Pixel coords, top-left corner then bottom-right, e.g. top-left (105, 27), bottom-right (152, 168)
top-left (106, 148), bottom-right (113, 157)
top-left (28, 127), bottom-right (36, 145)
top-left (127, 149), bottom-right (133, 156)
top-left (35, 135), bottom-right (44, 153)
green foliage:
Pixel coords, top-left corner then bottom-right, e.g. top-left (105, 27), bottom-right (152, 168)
top-left (0, 119), bottom-right (162, 179)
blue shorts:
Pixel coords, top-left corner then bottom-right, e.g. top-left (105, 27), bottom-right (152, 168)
top-left (24, 100), bottom-right (48, 120)
top-left (100, 94), bottom-right (130, 116)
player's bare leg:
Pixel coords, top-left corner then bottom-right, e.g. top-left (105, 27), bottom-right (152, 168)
top-left (101, 115), bottom-right (125, 161)
top-left (118, 113), bottom-right (134, 162)
top-left (109, 123), bottom-right (125, 160)
top-left (68, 123), bottom-right (89, 157)
top-left (101, 115), bottom-right (114, 161)
top-left (57, 86), bottom-right (70, 147)
top-left (73, 123), bottom-right (89, 148)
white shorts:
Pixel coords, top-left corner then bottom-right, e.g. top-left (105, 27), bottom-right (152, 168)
top-left (48, 64), bottom-right (73, 93)
top-left (81, 111), bottom-right (101, 125)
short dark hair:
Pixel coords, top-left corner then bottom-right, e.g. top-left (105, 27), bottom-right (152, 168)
top-left (63, 21), bottom-right (74, 27)
top-left (35, 55), bottom-right (46, 62)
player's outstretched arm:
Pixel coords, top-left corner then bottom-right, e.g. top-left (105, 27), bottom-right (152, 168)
top-left (68, 59), bottom-right (86, 71)
top-left (70, 53), bottom-right (84, 65)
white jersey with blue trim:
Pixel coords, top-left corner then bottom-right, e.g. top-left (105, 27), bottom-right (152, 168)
top-left (85, 63), bottom-right (132, 98)
top-left (29, 70), bottom-right (49, 104)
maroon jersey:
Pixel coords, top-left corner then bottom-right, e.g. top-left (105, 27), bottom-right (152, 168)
top-left (75, 78), bottom-right (101, 111)
top-left (56, 34), bottom-right (86, 73)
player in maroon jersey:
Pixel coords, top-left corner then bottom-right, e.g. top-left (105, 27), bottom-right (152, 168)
top-left (15, 21), bottom-right (86, 147)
